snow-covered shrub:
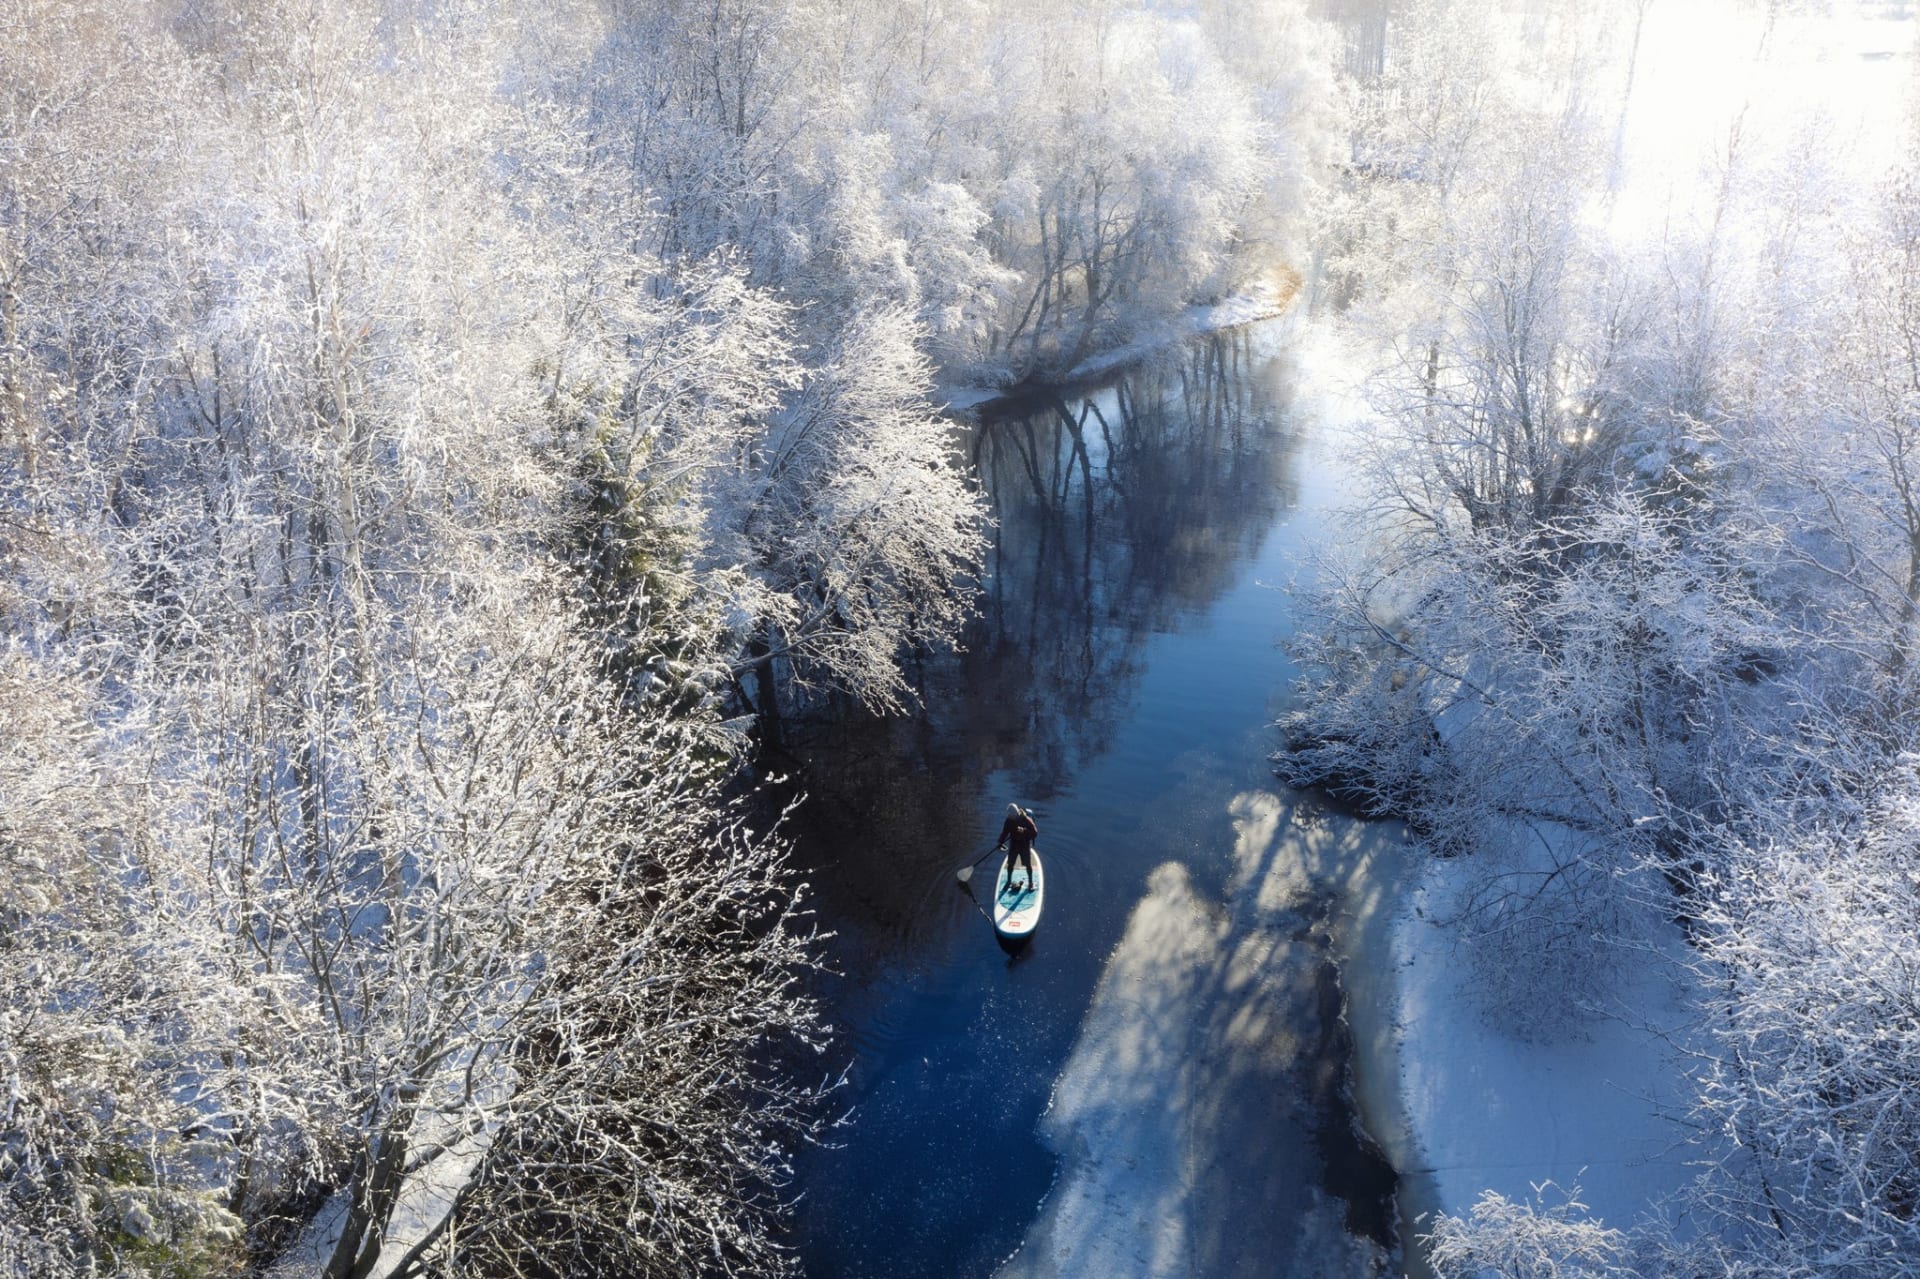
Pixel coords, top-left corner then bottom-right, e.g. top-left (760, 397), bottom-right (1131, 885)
top-left (1426, 1182), bottom-right (1636, 1279)
top-left (1690, 774), bottom-right (1920, 1277)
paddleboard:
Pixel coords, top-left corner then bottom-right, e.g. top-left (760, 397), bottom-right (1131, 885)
top-left (992, 848), bottom-right (1043, 941)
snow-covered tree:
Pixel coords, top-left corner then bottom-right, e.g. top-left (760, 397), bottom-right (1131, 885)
top-left (725, 306), bottom-right (988, 718)
top-left (583, 0), bottom-right (1331, 381)
top-left (2, 5), bottom-right (838, 1272)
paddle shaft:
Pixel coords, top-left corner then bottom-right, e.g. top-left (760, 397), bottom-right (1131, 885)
top-left (955, 845), bottom-right (999, 883)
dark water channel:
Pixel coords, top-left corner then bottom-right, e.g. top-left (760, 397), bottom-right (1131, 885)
top-left (779, 322), bottom-right (1403, 1277)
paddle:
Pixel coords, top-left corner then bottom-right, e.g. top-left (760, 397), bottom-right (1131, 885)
top-left (954, 846), bottom-right (1000, 885)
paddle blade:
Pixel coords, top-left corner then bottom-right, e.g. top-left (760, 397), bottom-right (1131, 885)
top-left (957, 847), bottom-right (999, 884)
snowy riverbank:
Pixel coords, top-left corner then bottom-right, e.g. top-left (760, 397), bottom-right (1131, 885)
top-left (939, 273), bottom-right (1301, 414)
top-left (1283, 326), bottom-right (1721, 1271)
top-left (1361, 827), bottom-right (1718, 1271)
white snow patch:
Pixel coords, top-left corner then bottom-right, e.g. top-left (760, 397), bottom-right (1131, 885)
top-left (265, 1192), bottom-right (348, 1279)
top-left (1055, 280), bottom-right (1301, 387)
top-left (1388, 832), bottom-right (1715, 1248)
top-left (262, 1075), bottom-right (504, 1278)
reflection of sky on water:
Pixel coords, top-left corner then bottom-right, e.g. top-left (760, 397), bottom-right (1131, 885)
top-left (777, 326), bottom-right (1318, 1277)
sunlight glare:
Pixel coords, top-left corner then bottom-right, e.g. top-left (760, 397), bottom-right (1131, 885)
top-left (1606, 0), bottom-right (1915, 243)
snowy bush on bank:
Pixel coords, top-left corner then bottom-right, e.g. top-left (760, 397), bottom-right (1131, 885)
top-left (1426, 1183), bottom-right (1636, 1279)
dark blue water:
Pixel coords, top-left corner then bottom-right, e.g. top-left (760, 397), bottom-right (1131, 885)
top-left (780, 323), bottom-right (1387, 1276)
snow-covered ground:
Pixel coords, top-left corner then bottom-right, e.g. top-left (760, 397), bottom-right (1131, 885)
top-left (264, 1090), bottom-right (499, 1279)
top-left (1053, 275), bottom-right (1302, 388)
top-left (1360, 840), bottom-right (1714, 1265)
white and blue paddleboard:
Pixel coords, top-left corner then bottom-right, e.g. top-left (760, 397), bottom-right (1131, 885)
top-left (992, 848), bottom-right (1043, 942)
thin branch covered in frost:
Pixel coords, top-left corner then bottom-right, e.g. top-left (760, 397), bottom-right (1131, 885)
top-left (1425, 1182), bottom-right (1636, 1279)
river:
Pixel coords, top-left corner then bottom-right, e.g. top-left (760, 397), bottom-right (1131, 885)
top-left (777, 320), bottom-right (1427, 1278)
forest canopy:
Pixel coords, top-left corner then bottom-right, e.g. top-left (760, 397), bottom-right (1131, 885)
top-left (17, 0), bottom-right (1920, 1275)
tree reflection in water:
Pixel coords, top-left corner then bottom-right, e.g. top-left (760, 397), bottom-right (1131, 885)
top-left (779, 326), bottom-right (1302, 947)
top-left (969, 329), bottom-right (1301, 798)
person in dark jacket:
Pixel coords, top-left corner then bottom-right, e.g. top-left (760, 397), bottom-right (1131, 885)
top-left (996, 803), bottom-right (1038, 890)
